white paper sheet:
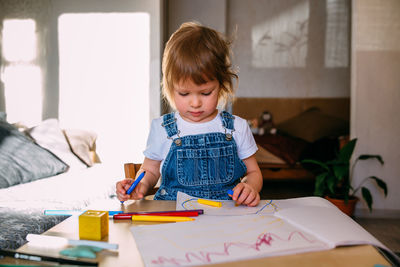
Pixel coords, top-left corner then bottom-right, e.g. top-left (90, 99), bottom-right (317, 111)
top-left (130, 192), bottom-right (399, 266)
top-left (131, 214), bottom-right (329, 266)
top-left (275, 206), bottom-right (386, 248)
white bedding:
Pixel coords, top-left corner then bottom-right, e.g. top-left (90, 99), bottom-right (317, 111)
top-left (0, 163), bottom-right (125, 211)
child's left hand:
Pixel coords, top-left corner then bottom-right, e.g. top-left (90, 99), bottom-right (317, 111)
top-left (230, 182), bottom-right (260, 207)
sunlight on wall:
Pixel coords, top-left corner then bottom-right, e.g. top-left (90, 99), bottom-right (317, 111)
top-left (3, 19), bottom-right (36, 61)
top-left (251, 0), bottom-right (349, 69)
top-left (1, 19), bottom-right (42, 126)
top-left (58, 13), bottom-right (150, 164)
top-left (252, 0), bottom-right (309, 68)
top-left (325, 0), bottom-right (349, 67)
top-left (3, 66), bottom-right (42, 126)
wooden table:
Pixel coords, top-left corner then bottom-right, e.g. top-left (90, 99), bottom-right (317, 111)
top-left (1, 199), bottom-right (392, 267)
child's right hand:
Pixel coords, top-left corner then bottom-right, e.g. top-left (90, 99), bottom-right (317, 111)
top-left (230, 182), bottom-right (260, 207)
top-left (116, 179), bottom-right (148, 201)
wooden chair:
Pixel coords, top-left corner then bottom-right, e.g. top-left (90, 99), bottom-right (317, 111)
top-left (124, 163), bottom-right (142, 180)
top-left (124, 163), bottom-right (158, 196)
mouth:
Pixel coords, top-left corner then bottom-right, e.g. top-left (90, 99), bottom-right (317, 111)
top-left (189, 111), bottom-right (203, 117)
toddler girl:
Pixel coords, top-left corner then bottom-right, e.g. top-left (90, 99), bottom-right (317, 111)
top-left (116, 22), bottom-right (262, 206)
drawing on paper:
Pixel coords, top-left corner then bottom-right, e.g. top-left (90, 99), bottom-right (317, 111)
top-left (131, 194), bottom-right (393, 266)
top-left (151, 231), bottom-right (318, 266)
top-left (131, 214), bottom-right (329, 266)
top-left (176, 192), bottom-right (277, 215)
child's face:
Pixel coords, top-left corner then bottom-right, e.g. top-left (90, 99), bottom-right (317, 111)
top-left (173, 78), bottom-right (220, 123)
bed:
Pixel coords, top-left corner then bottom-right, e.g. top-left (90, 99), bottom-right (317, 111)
top-left (0, 113), bottom-right (124, 249)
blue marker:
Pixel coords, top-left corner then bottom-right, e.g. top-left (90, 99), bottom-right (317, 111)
top-left (108, 211), bottom-right (125, 215)
top-left (228, 189), bottom-right (241, 206)
top-left (44, 210), bottom-right (123, 216)
top-left (121, 171), bottom-right (146, 204)
top-left (44, 210), bottom-right (84, 216)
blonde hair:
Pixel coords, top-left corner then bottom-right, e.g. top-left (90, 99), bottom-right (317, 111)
top-left (162, 22), bottom-right (238, 110)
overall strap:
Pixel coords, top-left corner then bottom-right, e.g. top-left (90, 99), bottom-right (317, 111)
top-left (220, 111), bottom-right (235, 130)
top-left (161, 112), bottom-right (179, 138)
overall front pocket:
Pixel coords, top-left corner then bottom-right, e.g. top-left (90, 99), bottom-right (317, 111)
top-left (176, 145), bottom-right (234, 186)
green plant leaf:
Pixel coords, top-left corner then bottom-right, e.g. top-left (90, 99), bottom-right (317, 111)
top-left (326, 174), bottom-right (336, 195)
top-left (361, 187), bottom-right (373, 212)
top-left (339, 138), bottom-right (357, 162)
top-left (332, 164), bottom-right (349, 181)
top-left (368, 176), bottom-right (388, 196)
top-left (314, 173), bottom-right (328, 196)
top-left (358, 154), bottom-right (384, 165)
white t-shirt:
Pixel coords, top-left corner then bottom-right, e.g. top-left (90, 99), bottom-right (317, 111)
top-left (143, 111), bottom-right (258, 168)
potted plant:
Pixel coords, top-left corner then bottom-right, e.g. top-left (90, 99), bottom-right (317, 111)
top-left (302, 138), bottom-right (387, 216)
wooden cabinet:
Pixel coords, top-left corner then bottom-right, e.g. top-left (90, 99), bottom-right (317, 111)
top-left (258, 162), bottom-right (315, 199)
top-left (258, 162), bottom-right (314, 181)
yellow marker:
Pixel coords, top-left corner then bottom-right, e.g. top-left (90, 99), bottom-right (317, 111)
top-left (131, 215), bottom-right (195, 222)
top-left (197, 198), bottom-right (222, 207)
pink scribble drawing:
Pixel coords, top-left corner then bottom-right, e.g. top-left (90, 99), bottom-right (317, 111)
top-left (151, 230), bottom-right (321, 266)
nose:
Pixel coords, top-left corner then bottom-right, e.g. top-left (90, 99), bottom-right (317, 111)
top-left (190, 95), bottom-right (201, 108)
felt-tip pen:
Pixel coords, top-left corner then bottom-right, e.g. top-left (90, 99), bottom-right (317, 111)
top-left (228, 189), bottom-right (240, 206)
top-left (132, 215), bottom-right (195, 222)
top-left (121, 171), bottom-right (146, 204)
top-left (197, 198), bottom-right (222, 207)
top-left (114, 211), bottom-right (200, 220)
top-left (0, 248), bottom-right (98, 266)
top-left (44, 210), bottom-right (123, 216)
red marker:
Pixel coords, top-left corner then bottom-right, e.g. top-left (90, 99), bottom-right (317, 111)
top-left (113, 210), bottom-right (201, 220)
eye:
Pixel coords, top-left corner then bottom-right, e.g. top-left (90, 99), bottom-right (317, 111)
top-left (201, 91), bottom-right (212, 96)
top-left (178, 92), bottom-right (189, 96)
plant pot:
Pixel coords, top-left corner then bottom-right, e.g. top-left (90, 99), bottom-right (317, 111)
top-left (325, 196), bottom-right (358, 217)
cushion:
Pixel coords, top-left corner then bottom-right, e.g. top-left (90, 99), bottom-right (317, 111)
top-left (63, 129), bottom-right (100, 166)
top-left (255, 144), bottom-right (286, 164)
top-left (27, 119), bottom-right (88, 170)
top-left (0, 120), bottom-right (68, 189)
top-left (276, 107), bottom-right (349, 143)
top-left (254, 134), bottom-right (308, 165)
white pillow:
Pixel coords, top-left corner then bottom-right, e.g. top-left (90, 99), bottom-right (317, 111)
top-left (28, 119), bottom-right (87, 170)
top-left (63, 128), bottom-right (100, 167)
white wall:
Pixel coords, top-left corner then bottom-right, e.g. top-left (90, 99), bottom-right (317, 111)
top-left (166, 0), bottom-right (350, 99)
top-left (50, 0), bottom-right (163, 164)
top-left (46, 0), bottom-right (162, 121)
top-left (168, 0), bottom-right (227, 35)
top-left (0, 0), bottom-right (162, 121)
top-left (228, 0), bottom-right (350, 98)
top-left (0, 0), bottom-right (163, 164)
top-left (352, 0), bottom-right (400, 217)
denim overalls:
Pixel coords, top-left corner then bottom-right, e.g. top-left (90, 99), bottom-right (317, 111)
top-left (153, 111), bottom-right (247, 200)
